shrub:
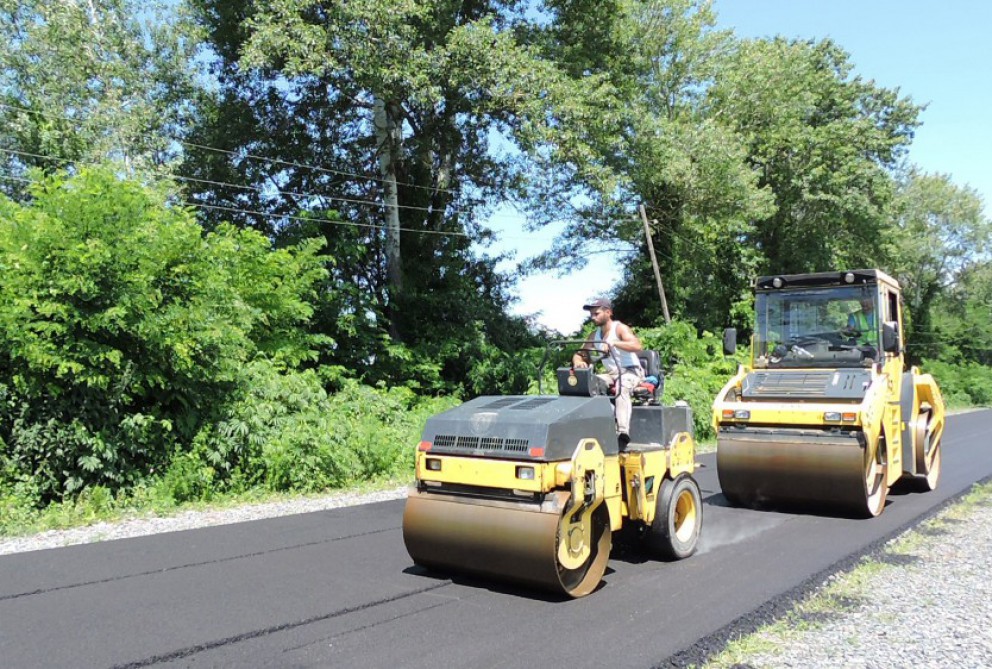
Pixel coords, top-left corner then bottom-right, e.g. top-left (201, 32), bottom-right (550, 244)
top-left (921, 359), bottom-right (992, 408)
top-left (185, 362), bottom-right (459, 498)
top-left (639, 320), bottom-right (741, 440)
top-left (0, 166), bottom-right (327, 502)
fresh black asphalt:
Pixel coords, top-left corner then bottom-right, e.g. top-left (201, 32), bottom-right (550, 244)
top-left (1, 409), bottom-right (990, 669)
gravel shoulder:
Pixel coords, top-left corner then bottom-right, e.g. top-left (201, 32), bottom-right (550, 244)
top-left (0, 485), bottom-right (408, 556)
top-left (700, 479), bottom-right (992, 669)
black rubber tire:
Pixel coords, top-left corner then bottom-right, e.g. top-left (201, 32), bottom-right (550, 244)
top-left (646, 474), bottom-right (702, 561)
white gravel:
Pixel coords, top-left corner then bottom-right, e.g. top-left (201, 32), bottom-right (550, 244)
top-left (0, 486), bottom-right (408, 556)
top-left (727, 492), bottom-right (992, 669)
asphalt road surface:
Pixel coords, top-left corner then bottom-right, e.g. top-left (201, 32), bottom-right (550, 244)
top-left (2, 410), bottom-right (990, 669)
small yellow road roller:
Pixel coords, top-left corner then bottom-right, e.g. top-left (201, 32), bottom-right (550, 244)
top-left (403, 343), bottom-right (702, 598)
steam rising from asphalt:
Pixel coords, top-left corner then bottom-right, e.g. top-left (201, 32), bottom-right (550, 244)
top-left (697, 500), bottom-right (787, 554)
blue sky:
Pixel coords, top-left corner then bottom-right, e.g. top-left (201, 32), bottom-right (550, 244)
top-left (501, 0), bottom-right (991, 335)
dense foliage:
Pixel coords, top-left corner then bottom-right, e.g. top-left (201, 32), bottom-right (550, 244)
top-left (0, 0), bottom-right (989, 526)
top-left (0, 169), bottom-right (321, 498)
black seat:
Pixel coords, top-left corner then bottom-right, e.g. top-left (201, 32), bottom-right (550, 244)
top-left (634, 350), bottom-right (664, 404)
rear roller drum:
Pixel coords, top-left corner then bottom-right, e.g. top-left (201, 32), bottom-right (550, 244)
top-left (646, 474), bottom-right (702, 560)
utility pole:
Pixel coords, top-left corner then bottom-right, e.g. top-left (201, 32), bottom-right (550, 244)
top-left (639, 204), bottom-right (671, 324)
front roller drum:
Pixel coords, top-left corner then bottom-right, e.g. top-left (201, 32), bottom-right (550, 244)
top-left (403, 489), bottom-right (611, 598)
top-left (717, 427), bottom-right (887, 517)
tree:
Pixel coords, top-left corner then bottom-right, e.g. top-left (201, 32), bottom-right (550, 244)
top-left (890, 169), bottom-right (990, 360)
top-left (708, 37), bottom-right (923, 276)
top-left (183, 0), bottom-right (556, 392)
top-left (519, 0), bottom-right (774, 332)
top-left (0, 0), bottom-right (204, 181)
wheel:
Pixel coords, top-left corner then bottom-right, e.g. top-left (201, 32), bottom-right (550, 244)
top-left (556, 504), bottom-right (612, 598)
top-left (913, 409), bottom-right (941, 491)
top-left (646, 474), bottom-right (702, 560)
top-left (862, 438), bottom-right (888, 518)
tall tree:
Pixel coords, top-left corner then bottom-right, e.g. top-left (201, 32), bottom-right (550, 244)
top-left (708, 37), bottom-right (923, 276)
top-left (184, 0), bottom-right (556, 391)
top-left (890, 169), bottom-right (990, 359)
top-left (0, 0), bottom-right (204, 181)
top-left (520, 0), bottom-right (774, 331)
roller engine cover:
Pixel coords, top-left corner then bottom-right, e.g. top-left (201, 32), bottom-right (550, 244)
top-left (421, 394), bottom-right (619, 460)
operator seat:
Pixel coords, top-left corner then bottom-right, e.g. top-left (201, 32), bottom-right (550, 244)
top-left (634, 350), bottom-right (664, 404)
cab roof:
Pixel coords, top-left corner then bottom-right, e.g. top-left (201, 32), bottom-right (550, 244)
top-left (755, 268), bottom-right (900, 292)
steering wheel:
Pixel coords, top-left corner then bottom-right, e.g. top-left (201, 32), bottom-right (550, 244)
top-left (839, 325), bottom-right (864, 342)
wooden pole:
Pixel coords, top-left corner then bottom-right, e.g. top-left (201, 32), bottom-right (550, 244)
top-left (639, 204), bottom-right (671, 324)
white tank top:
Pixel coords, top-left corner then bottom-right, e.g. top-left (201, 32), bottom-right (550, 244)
top-left (593, 321), bottom-right (642, 373)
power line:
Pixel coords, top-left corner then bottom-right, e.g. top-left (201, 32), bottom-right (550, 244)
top-left (184, 201), bottom-right (470, 237)
top-left (0, 101), bottom-right (463, 198)
top-left (0, 146), bottom-right (463, 217)
top-left (0, 170), bottom-right (473, 238)
top-left (0, 145), bottom-right (625, 242)
top-left (178, 139), bottom-right (463, 199)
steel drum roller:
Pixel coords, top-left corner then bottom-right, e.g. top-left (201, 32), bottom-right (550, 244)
top-left (717, 427), bottom-right (886, 516)
top-left (403, 489), bottom-right (611, 598)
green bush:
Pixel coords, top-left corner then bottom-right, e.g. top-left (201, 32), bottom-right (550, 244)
top-left (0, 166), bottom-right (327, 502)
top-left (920, 359), bottom-right (992, 408)
top-left (185, 362), bottom-right (459, 497)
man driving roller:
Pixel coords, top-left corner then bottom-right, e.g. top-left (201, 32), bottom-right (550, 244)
top-left (572, 298), bottom-right (644, 448)
top-left (846, 294), bottom-right (879, 346)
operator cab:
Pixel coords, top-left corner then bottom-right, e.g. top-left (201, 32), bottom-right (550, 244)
top-left (731, 269), bottom-right (904, 370)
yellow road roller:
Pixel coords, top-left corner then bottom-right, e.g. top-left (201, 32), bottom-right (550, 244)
top-left (713, 269), bottom-right (945, 517)
top-left (403, 344), bottom-right (702, 598)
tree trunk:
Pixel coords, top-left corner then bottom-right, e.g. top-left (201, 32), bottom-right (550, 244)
top-left (374, 96), bottom-right (404, 336)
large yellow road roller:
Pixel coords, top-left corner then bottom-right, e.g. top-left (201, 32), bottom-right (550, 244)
top-left (713, 269), bottom-right (945, 517)
top-left (403, 345), bottom-right (702, 598)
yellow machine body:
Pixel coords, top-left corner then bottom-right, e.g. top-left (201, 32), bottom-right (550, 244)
top-left (403, 369), bottom-right (702, 598)
top-left (713, 269), bottom-right (946, 517)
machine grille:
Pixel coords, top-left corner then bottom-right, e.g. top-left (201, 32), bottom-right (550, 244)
top-left (434, 434), bottom-right (457, 449)
top-left (431, 434), bottom-right (531, 454)
top-left (744, 371), bottom-right (833, 398)
top-left (482, 397), bottom-right (523, 409)
top-left (508, 398), bottom-right (555, 411)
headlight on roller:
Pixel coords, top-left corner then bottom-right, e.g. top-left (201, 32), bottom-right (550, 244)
top-left (516, 466), bottom-right (535, 480)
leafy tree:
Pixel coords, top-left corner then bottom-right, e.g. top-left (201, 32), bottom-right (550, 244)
top-left (0, 166), bottom-right (326, 499)
top-left (889, 169), bottom-right (990, 360)
top-left (708, 37), bottom-right (922, 276)
top-left (0, 0), bottom-right (205, 181)
top-left (519, 0), bottom-right (774, 332)
top-left (184, 0), bottom-right (553, 394)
